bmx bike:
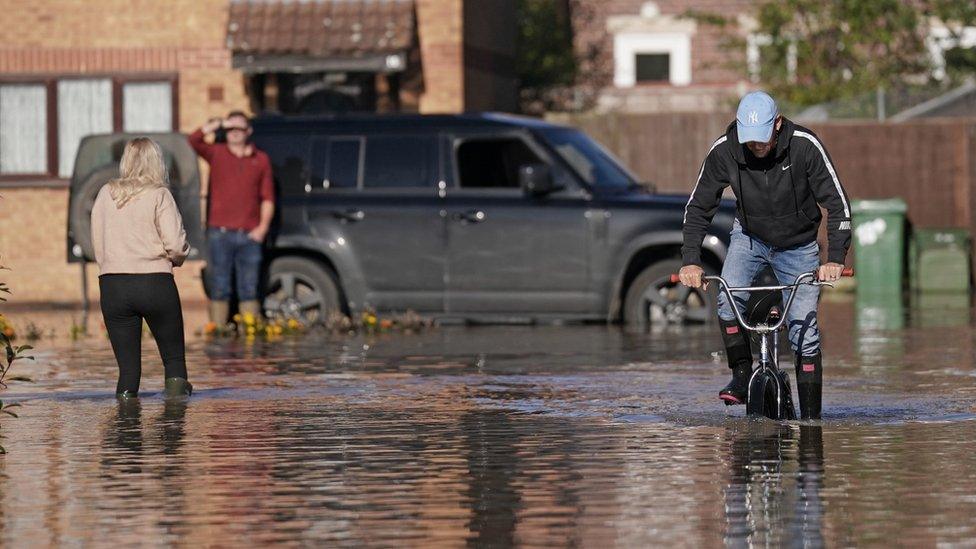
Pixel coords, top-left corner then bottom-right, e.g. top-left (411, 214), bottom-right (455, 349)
top-left (670, 268), bottom-right (853, 420)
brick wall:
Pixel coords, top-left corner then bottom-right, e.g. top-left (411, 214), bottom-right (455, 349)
top-left (416, 0), bottom-right (465, 113)
top-left (0, 186), bottom-right (207, 304)
top-left (571, 0), bottom-right (756, 112)
top-left (0, 0), bottom-right (503, 305)
top-left (0, 0), bottom-right (246, 304)
top-left (0, 0), bottom-right (250, 130)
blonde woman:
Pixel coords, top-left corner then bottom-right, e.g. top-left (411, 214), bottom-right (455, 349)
top-left (91, 138), bottom-right (193, 398)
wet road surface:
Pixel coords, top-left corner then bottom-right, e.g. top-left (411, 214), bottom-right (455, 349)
top-left (1, 298), bottom-right (975, 547)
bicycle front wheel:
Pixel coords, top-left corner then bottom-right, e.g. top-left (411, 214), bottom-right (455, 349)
top-left (747, 370), bottom-right (782, 419)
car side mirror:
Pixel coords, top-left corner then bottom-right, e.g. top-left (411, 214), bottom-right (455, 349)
top-left (519, 163), bottom-right (555, 196)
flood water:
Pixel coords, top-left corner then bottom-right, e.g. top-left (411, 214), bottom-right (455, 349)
top-left (2, 296), bottom-right (975, 547)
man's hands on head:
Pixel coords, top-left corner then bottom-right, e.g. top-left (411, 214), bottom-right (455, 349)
top-left (202, 117), bottom-right (223, 134)
top-left (678, 264), bottom-right (706, 289)
top-left (817, 262), bottom-right (844, 282)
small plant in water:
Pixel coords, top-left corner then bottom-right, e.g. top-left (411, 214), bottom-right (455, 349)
top-left (0, 263), bottom-right (35, 454)
top-left (23, 321), bottom-right (48, 342)
top-left (323, 309), bottom-right (433, 334)
top-left (201, 312), bottom-right (306, 341)
top-left (68, 318), bottom-right (89, 341)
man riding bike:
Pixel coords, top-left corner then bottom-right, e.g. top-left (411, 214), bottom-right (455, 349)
top-left (678, 91), bottom-right (852, 420)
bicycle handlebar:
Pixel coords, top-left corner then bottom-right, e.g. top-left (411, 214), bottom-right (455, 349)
top-left (667, 267), bottom-right (854, 333)
top-left (668, 267), bottom-right (853, 285)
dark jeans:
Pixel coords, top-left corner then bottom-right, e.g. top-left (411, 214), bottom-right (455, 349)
top-left (99, 273), bottom-right (187, 394)
top-left (207, 227), bottom-right (262, 301)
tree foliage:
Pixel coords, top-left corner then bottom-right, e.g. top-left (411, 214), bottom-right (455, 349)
top-left (516, 0), bottom-right (578, 113)
top-left (750, 0), bottom-right (976, 106)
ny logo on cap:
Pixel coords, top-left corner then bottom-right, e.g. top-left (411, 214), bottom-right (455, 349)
top-left (748, 110), bottom-right (759, 124)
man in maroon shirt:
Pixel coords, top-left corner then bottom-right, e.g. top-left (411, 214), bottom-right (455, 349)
top-left (189, 111), bottom-right (275, 325)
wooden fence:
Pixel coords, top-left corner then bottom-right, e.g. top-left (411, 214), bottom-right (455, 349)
top-left (552, 113), bottom-right (976, 237)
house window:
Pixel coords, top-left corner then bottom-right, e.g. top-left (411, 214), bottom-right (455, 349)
top-left (613, 33), bottom-right (692, 87)
top-left (635, 53), bottom-right (670, 82)
top-left (58, 79), bottom-right (113, 178)
top-left (0, 76), bottom-right (177, 180)
top-left (123, 82), bottom-right (173, 133)
top-left (0, 85), bottom-right (47, 174)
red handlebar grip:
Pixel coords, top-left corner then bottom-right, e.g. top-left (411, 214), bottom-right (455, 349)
top-left (841, 267), bottom-right (854, 277)
top-left (669, 274), bottom-right (681, 284)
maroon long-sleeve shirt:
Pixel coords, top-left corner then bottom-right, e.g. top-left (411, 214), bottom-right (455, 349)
top-left (188, 129), bottom-right (274, 231)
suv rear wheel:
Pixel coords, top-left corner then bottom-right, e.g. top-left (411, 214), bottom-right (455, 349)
top-left (264, 257), bottom-right (342, 324)
top-left (623, 259), bottom-right (717, 326)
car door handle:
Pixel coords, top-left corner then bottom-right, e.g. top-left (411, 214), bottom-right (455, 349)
top-left (452, 210), bottom-right (486, 224)
top-left (332, 209), bottom-right (365, 222)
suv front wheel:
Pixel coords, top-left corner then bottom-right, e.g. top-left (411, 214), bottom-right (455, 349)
top-left (264, 257), bottom-right (342, 324)
top-left (623, 259), bottom-right (717, 326)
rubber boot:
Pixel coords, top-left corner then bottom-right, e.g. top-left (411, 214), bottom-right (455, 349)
top-left (209, 300), bottom-right (230, 325)
top-left (116, 389), bottom-right (139, 400)
top-left (164, 377), bottom-right (193, 397)
top-left (239, 300), bottom-right (262, 319)
top-left (719, 318), bottom-right (753, 405)
top-left (795, 353), bottom-right (823, 420)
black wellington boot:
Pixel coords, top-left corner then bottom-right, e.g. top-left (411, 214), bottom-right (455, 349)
top-left (795, 353), bottom-right (823, 420)
top-left (718, 318), bottom-right (753, 405)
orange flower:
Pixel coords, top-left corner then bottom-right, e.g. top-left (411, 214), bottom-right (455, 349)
top-left (379, 319), bottom-right (393, 329)
top-left (203, 322), bottom-right (218, 335)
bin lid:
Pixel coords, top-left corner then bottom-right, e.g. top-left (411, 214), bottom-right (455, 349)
top-left (912, 227), bottom-right (971, 248)
top-left (852, 198), bottom-right (908, 214)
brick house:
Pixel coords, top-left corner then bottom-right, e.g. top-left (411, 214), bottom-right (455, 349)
top-left (0, 0), bottom-right (516, 305)
top-left (569, 0), bottom-right (757, 113)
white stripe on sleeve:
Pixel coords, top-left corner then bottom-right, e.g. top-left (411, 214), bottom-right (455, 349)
top-left (794, 130), bottom-right (850, 218)
top-left (683, 135), bottom-right (728, 224)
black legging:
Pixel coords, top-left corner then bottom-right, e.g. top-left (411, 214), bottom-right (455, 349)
top-left (99, 273), bottom-right (187, 394)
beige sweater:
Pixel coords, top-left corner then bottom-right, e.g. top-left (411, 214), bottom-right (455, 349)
top-left (91, 185), bottom-right (190, 275)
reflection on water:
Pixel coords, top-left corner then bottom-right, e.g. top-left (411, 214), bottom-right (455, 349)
top-left (1, 300), bottom-right (975, 545)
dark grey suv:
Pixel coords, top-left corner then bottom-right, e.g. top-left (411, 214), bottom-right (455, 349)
top-left (67, 113), bottom-right (735, 325)
top-left (253, 113), bottom-right (734, 325)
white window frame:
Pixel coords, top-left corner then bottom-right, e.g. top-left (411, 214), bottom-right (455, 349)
top-left (928, 25), bottom-right (976, 81)
top-left (614, 32), bottom-right (692, 87)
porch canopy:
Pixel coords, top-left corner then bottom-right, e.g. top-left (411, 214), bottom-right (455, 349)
top-left (227, 0), bottom-right (415, 74)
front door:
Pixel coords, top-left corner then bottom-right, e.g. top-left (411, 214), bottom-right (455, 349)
top-left (304, 133), bottom-right (446, 312)
top-left (444, 132), bottom-right (593, 315)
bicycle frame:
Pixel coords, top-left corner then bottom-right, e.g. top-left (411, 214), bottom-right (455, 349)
top-left (704, 271), bottom-right (834, 415)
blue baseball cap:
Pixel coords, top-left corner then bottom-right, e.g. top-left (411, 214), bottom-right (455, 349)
top-left (736, 91), bottom-right (778, 143)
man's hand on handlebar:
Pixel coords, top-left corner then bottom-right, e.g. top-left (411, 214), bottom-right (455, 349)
top-left (817, 262), bottom-right (845, 282)
top-left (678, 265), bottom-right (708, 289)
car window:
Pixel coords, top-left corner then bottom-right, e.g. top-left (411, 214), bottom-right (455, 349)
top-left (537, 128), bottom-right (636, 190)
top-left (327, 139), bottom-right (361, 189)
top-left (362, 135), bottom-right (434, 188)
top-left (456, 137), bottom-right (542, 189)
top-left (253, 134), bottom-right (309, 196)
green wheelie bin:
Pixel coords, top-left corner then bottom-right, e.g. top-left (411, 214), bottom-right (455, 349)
top-left (909, 228), bottom-right (971, 292)
top-left (851, 198), bottom-right (907, 294)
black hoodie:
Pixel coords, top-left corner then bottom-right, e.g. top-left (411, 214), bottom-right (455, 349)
top-left (681, 117), bottom-right (852, 266)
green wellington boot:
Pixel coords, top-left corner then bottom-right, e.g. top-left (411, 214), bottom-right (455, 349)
top-left (164, 377), bottom-right (193, 397)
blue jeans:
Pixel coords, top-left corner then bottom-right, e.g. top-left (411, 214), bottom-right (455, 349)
top-left (207, 228), bottom-right (262, 301)
top-left (717, 220), bottom-right (821, 356)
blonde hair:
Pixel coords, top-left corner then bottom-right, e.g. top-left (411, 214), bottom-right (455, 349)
top-left (107, 137), bottom-right (168, 208)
